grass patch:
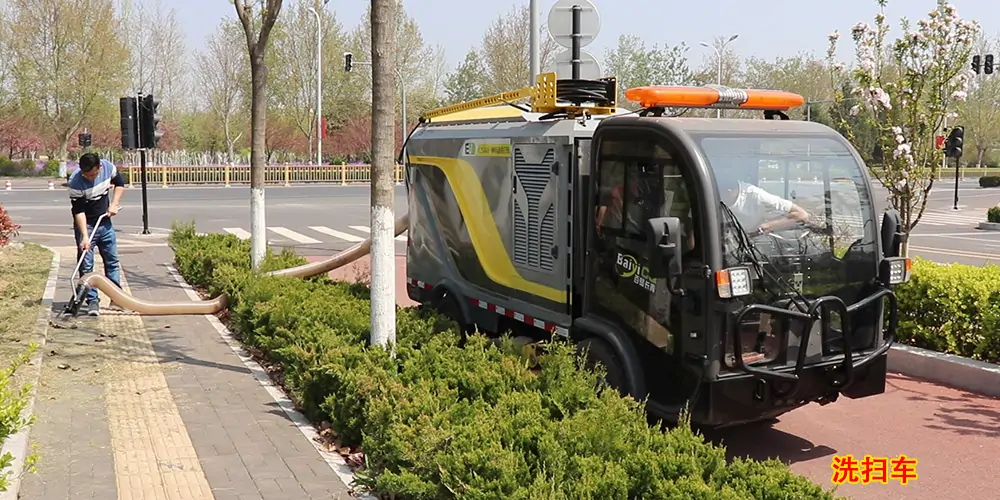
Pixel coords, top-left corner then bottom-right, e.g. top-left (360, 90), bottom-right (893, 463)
top-left (0, 242), bottom-right (51, 491)
top-left (0, 243), bottom-right (51, 356)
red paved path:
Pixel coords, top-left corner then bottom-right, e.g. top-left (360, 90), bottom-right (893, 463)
top-left (311, 255), bottom-right (1000, 499)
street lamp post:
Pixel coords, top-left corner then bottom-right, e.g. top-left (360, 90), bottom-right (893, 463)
top-left (307, 0), bottom-right (330, 166)
top-left (345, 56), bottom-right (407, 160)
top-left (700, 33), bottom-right (739, 119)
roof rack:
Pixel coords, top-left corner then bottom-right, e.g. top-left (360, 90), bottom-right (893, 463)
top-left (420, 72), bottom-right (618, 123)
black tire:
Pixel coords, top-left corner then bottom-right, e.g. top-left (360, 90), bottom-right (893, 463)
top-left (576, 337), bottom-right (628, 397)
top-left (435, 290), bottom-right (471, 334)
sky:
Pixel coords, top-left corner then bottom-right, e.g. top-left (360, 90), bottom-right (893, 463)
top-left (176, 0), bottom-right (999, 72)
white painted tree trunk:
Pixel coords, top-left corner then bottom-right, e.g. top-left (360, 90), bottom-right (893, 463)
top-left (369, 0), bottom-right (397, 349)
top-left (370, 205), bottom-right (396, 348)
top-left (250, 187), bottom-right (266, 268)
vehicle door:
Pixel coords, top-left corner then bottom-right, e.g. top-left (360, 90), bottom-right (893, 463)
top-left (589, 131), bottom-right (703, 355)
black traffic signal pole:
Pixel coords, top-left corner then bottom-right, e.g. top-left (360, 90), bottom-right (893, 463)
top-left (140, 148), bottom-right (150, 234)
top-left (136, 92), bottom-right (151, 234)
top-left (953, 152), bottom-right (960, 210)
top-left (946, 126), bottom-right (964, 210)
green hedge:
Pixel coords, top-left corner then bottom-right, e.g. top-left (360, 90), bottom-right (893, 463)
top-left (979, 175), bottom-right (1000, 187)
top-left (988, 206), bottom-right (1000, 223)
top-left (168, 221), bottom-right (836, 499)
top-left (895, 258), bottom-right (1000, 363)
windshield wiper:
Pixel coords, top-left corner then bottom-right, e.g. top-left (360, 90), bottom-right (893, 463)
top-left (719, 201), bottom-right (811, 311)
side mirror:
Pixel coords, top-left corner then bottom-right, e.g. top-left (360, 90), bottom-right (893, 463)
top-left (881, 210), bottom-right (902, 258)
top-left (645, 217), bottom-right (683, 281)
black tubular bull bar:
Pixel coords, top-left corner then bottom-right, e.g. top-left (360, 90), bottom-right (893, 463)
top-left (731, 288), bottom-right (898, 393)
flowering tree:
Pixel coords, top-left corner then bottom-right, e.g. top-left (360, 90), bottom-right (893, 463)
top-left (826, 0), bottom-right (978, 251)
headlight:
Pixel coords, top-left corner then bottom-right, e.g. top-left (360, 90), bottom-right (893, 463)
top-left (716, 267), bottom-right (753, 298)
top-left (887, 257), bottom-right (911, 284)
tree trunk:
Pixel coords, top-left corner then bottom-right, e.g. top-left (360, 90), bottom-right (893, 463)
top-left (369, 0), bottom-right (397, 349)
top-left (249, 51), bottom-right (268, 269)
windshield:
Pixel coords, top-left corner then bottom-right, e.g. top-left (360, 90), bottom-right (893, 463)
top-left (693, 133), bottom-right (879, 299)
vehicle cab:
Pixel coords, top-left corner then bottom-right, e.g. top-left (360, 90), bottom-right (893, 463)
top-left (580, 87), bottom-right (911, 426)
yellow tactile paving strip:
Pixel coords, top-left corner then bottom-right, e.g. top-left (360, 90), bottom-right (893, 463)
top-left (56, 246), bottom-right (215, 500)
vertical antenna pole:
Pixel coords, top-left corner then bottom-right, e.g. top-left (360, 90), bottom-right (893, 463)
top-left (529, 0), bottom-right (539, 85)
top-left (571, 5), bottom-right (581, 80)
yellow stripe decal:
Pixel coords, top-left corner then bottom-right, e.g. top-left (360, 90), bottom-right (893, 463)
top-left (411, 155), bottom-right (567, 303)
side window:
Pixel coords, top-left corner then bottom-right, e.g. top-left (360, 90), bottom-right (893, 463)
top-left (596, 158), bottom-right (625, 232)
top-left (622, 161), bottom-right (662, 239)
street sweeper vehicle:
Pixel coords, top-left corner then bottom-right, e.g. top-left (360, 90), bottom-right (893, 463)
top-left (401, 72), bottom-right (911, 427)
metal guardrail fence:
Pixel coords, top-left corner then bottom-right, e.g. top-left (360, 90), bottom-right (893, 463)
top-left (122, 164), bottom-right (405, 187)
top-left (870, 167), bottom-right (994, 180)
top-left (117, 164), bottom-right (994, 187)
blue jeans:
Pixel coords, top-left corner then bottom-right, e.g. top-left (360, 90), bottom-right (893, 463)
top-left (74, 218), bottom-right (122, 305)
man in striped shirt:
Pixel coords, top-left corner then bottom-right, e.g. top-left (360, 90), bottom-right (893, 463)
top-left (69, 153), bottom-right (125, 316)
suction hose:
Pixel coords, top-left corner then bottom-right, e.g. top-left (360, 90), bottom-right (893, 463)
top-left (73, 214), bottom-right (410, 316)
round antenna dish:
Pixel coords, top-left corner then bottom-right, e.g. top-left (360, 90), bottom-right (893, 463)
top-left (546, 49), bottom-right (604, 80)
top-left (547, 0), bottom-right (601, 49)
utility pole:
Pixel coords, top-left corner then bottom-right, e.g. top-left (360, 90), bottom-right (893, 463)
top-left (529, 0), bottom-right (539, 85)
top-left (369, 0), bottom-right (397, 348)
top-left (343, 55), bottom-right (407, 161)
top-left (700, 33), bottom-right (739, 119)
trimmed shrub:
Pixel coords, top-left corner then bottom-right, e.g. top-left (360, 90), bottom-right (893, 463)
top-left (988, 205), bottom-right (1000, 223)
top-left (895, 257), bottom-right (1000, 363)
top-left (169, 222), bottom-right (837, 499)
top-left (979, 175), bottom-right (1000, 187)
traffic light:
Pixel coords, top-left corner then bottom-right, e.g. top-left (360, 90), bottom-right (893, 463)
top-left (972, 55), bottom-right (981, 74)
top-left (78, 131), bottom-right (92, 148)
top-left (344, 52), bottom-right (353, 72)
top-left (138, 94), bottom-right (164, 149)
top-left (119, 97), bottom-right (138, 150)
top-left (946, 126), bottom-right (964, 159)
top-left (986, 54), bottom-right (994, 75)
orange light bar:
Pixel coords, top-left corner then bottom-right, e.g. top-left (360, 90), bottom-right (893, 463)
top-left (624, 86), bottom-right (806, 111)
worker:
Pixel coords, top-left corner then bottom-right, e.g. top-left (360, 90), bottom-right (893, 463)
top-left (717, 175), bottom-right (811, 237)
top-left (68, 153), bottom-right (125, 317)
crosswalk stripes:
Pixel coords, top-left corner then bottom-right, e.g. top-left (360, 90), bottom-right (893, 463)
top-left (309, 226), bottom-right (365, 242)
top-left (223, 227), bottom-right (251, 239)
top-left (221, 225), bottom-right (408, 244)
top-left (269, 227), bottom-right (322, 244)
top-left (348, 224), bottom-right (408, 242)
top-left (824, 211), bottom-right (985, 228)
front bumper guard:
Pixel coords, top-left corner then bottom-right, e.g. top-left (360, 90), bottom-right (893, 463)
top-left (731, 288), bottom-right (898, 394)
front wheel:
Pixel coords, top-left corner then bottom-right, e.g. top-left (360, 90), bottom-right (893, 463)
top-left (576, 337), bottom-right (627, 397)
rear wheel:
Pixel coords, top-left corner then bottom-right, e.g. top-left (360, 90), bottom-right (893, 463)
top-left (435, 289), bottom-right (472, 335)
top-left (576, 337), bottom-right (627, 397)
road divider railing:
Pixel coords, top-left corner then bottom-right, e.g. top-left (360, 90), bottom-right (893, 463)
top-left (870, 167), bottom-right (993, 181)
top-left (123, 163), bottom-right (405, 187)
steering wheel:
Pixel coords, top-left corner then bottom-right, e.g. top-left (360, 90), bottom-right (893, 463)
top-left (751, 220), bottom-right (832, 240)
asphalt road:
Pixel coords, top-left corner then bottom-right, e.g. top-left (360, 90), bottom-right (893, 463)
top-left (1, 184), bottom-right (411, 256)
top-left (3, 180), bottom-right (998, 265)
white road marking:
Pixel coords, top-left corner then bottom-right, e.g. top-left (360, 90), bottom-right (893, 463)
top-left (223, 227), bottom-right (250, 239)
top-left (269, 226), bottom-right (321, 244)
top-left (309, 226), bottom-right (365, 242)
top-left (350, 224), bottom-right (408, 241)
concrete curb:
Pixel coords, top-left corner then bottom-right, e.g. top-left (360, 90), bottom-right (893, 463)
top-left (888, 344), bottom-right (1000, 398)
top-left (977, 221), bottom-right (1000, 231)
top-left (0, 245), bottom-right (61, 500)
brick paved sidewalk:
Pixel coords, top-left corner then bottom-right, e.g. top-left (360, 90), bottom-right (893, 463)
top-left (19, 245), bottom-right (354, 500)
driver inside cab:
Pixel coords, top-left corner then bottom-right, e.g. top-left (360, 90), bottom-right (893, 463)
top-left (717, 175), bottom-right (811, 362)
top-left (718, 175), bottom-right (811, 236)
